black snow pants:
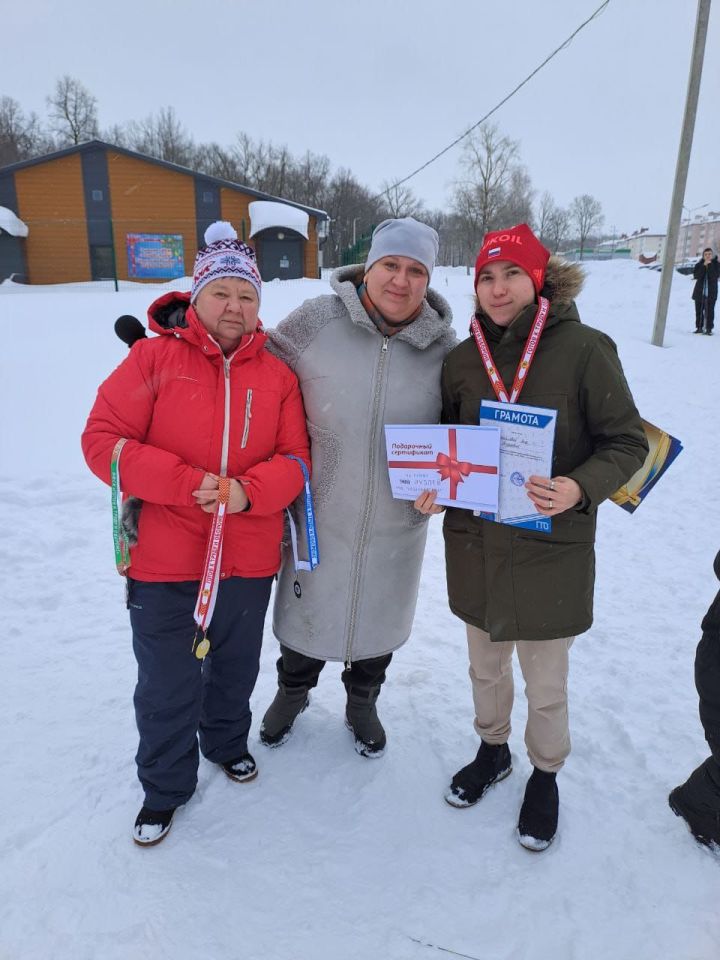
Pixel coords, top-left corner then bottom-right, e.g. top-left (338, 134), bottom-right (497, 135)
top-left (277, 645), bottom-right (393, 695)
top-left (129, 576), bottom-right (272, 810)
top-left (696, 561), bottom-right (720, 767)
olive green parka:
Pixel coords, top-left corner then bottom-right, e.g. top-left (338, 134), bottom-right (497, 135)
top-left (442, 257), bottom-right (648, 642)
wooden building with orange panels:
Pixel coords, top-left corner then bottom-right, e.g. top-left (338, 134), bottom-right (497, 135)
top-left (0, 141), bottom-right (328, 285)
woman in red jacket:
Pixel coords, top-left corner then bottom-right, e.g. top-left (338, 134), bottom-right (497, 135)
top-left (82, 222), bottom-right (310, 846)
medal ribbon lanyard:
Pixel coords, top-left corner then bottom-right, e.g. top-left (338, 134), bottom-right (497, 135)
top-left (284, 455), bottom-right (319, 598)
top-left (110, 439), bottom-right (130, 575)
top-left (470, 296), bottom-right (550, 404)
top-left (192, 476), bottom-right (231, 659)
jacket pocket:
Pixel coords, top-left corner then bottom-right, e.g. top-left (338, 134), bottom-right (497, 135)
top-left (511, 534), bottom-right (595, 637)
top-left (240, 388), bottom-right (253, 449)
top-left (399, 499), bottom-right (430, 528)
top-left (306, 418), bottom-right (341, 512)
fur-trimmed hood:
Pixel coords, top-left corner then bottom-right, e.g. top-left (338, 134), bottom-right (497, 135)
top-left (540, 256), bottom-right (585, 304)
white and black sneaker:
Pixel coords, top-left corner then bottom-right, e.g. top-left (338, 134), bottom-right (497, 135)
top-left (133, 805), bottom-right (175, 847)
top-left (221, 752), bottom-right (258, 783)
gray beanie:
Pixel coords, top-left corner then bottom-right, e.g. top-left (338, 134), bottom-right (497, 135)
top-left (364, 217), bottom-right (439, 279)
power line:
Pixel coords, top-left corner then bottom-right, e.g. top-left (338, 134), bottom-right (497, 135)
top-left (373, 0), bottom-right (611, 201)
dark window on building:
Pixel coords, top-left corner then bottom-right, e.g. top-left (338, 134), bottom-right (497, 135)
top-left (92, 189), bottom-right (104, 202)
top-left (90, 245), bottom-right (115, 280)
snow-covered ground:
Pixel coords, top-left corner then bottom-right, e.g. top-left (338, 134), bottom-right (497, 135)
top-left (1, 262), bottom-right (718, 960)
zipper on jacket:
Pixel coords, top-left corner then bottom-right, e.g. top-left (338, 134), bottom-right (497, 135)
top-left (240, 388), bottom-right (253, 449)
top-left (344, 335), bottom-right (390, 666)
top-left (220, 357), bottom-right (232, 474)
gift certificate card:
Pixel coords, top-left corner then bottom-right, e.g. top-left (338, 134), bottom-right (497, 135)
top-left (479, 400), bottom-right (557, 532)
top-left (384, 424), bottom-right (501, 512)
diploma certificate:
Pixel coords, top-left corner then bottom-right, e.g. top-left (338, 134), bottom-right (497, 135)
top-left (479, 400), bottom-right (557, 533)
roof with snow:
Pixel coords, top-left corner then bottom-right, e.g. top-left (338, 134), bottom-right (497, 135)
top-left (0, 206), bottom-right (28, 237)
top-left (0, 140), bottom-right (328, 221)
top-left (249, 201), bottom-right (309, 239)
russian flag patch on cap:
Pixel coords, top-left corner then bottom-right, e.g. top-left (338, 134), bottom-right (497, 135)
top-left (488, 246), bottom-right (502, 257)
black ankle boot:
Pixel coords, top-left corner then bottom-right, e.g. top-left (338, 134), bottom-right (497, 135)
top-left (345, 684), bottom-right (386, 758)
top-left (260, 683), bottom-right (310, 747)
top-left (517, 767), bottom-right (558, 851)
top-left (445, 741), bottom-right (512, 808)
top-left (669, 758), bottom-right (720, 847)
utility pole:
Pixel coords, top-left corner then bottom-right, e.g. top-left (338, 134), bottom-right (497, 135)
top-left (652, 0), bottom-right (712, 347)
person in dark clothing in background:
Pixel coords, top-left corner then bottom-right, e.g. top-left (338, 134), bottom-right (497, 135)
top-left (692, 248), bottom-right (719, 335)
top-left (669, 549), bottom-right (720, 850)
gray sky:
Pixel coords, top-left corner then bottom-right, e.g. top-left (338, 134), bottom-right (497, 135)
top-left (4, 0), bottom-right (718, 236)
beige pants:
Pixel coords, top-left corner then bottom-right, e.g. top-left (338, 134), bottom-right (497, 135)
top-left (466, 624), bottom-right (574, 774)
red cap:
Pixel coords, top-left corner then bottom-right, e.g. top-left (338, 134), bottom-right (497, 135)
top-left (474, 223), bottom-right (550, 294)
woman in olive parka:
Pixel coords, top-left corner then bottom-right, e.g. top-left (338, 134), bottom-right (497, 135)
top-left (416, 223), bottom-right (648, 852)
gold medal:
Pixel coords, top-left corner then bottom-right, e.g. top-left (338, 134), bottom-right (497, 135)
top-left (195, 637), bottom-right (211, 659)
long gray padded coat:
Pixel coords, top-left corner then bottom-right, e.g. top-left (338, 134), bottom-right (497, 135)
top-left (269, 264), bottom-right (456, 664)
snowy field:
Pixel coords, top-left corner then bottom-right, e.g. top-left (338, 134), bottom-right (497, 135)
top-left (1, 262), bottom-right (719, 960)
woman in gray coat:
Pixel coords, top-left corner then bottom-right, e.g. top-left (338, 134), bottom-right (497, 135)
top-left (261, 218), bottom-right (456, 757)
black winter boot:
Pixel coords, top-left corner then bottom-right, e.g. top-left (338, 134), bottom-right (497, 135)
top-left (221, 752), bottom-right (258, 783)
top-left (517, 767), bottom-right (559, 852)
top-left (345, 685), bottom-right (386, 758)
top-left (669, 758), bottom-right (720, 848)
top-left (260, 683), bottom-right (310, 747)
top-left (133, 805), bottom-right (175, 847)
top-left (445, 741), bottom-right (512, 808)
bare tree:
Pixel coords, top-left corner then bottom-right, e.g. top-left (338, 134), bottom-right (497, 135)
top-left (497, 166), bottom-right (534, 228)
top-left (230, 134), bottom-right (293, 195)
top-left (285, 151), bottom-right (330, 209)
top-left (453, 125), bottom-right (519, 229)
top-left (546, 206), bottom-right (571, 254)
top-left (451, 123), bottom-right (530, 263)
top-left (537, 192), bottom-right (558, 247)
top-left (379, 179), bottom-right (424, 219)
top-left (47, 75), bottom-right (98, 145)
top-left (323, 168), bottom-right (385, 266)
top-left (536, 192), bottom-right (571, 253)
top-left (126, 107), bottom-right (194, 166)
top-left (195, 141), bottom-right (241, 182)
top-left (102, 122), bottom-right (131, 149)
top-left (0, 96), bottom-right (52, 165)
top-left (570, 194), bottom-right (604, 258)
top-left (423, 209), bottom-right (468, 267)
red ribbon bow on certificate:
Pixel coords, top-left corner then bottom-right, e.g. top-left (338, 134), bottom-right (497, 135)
top-left (435, 429), bottom-right (497, 498)
top-left (388, 428), bottom-right (498, 500)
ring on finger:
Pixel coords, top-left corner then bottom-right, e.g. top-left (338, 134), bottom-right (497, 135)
top-left (548, 499), bottom-right (553, 509)
top-left (550, 480), bottom-right (555, 491)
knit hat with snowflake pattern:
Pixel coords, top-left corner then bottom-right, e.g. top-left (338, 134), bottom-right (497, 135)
top-left (191, 221), bottom-right (262, 303)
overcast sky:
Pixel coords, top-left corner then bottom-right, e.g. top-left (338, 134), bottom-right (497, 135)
top-left (4, 0), bottom-right (718, 237)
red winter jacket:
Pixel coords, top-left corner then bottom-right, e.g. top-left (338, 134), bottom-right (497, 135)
top-left (82, 291), bottom-right (310, 581)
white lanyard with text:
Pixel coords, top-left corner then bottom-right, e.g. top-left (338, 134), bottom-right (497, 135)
top-left (470, 296), bottom-right (550, 404)
top-left (284, 454), bottom-right (320, 599)
top-left (192, 476), bottom-right (231, 660)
